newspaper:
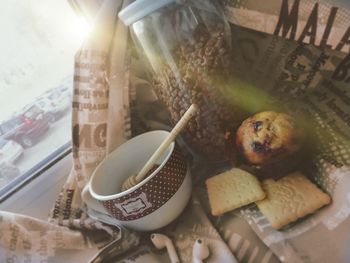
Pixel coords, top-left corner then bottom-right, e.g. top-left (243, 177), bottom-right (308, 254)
top-left (50, 0), bottom-right (141, 256)
top-left (92, 195), bottom-right (238, 263)
top-left (221, 0), bottom-right (350, 262)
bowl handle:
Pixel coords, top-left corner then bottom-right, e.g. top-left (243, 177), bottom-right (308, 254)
top-left (81, 184), bottom-right (108, 215)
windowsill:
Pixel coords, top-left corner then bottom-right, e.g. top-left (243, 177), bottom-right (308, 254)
top-left (0, 153), bottom-right (103, 262)
top-left (0, 153), bottom-right (72, 220)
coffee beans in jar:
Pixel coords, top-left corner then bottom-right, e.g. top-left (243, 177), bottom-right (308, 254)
top-left (152, 24), bottom-right (240, 164)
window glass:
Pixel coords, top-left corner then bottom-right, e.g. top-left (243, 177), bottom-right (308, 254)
top-left (0, 0), bottom-right (89, 191)
top-left (0, 139), bottom-right (7, 148)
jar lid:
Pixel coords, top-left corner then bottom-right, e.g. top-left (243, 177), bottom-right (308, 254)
top-left (119, 0), bottom-right (176, 26)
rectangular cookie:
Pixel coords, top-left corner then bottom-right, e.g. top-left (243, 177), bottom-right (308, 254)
top-left (256, 171), bottom-right (331, 229)
top-left (206, 168), bottom-right (266, 216)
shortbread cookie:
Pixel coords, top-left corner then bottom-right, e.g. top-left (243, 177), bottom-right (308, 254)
top-left (256, 172), bottom-right (331, 229)
top-left (206, 168), bottom-right (266, 216)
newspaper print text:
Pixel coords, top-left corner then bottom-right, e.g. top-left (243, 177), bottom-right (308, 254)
top-left (274, 0), bottom-right (350, 53)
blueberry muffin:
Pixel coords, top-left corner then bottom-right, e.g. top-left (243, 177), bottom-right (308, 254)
top-left (236, 111), bottom-right (304, 174)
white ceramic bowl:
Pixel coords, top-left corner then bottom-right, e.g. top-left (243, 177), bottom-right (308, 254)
top-left (82, 130), bottom-right (192, 231)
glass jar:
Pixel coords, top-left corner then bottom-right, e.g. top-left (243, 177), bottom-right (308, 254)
top-left (119, 0), bottom-right (239, 165)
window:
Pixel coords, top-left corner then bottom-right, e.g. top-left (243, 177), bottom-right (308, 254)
top-left (0, 0), bottom-right (89, 198)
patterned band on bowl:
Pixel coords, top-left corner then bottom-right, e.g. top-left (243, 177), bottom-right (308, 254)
top-left (101, 146), bottom-right (187, 221)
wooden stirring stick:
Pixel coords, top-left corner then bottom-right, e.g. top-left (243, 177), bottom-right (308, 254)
top-left (121, 104), bottom-right (198, 191)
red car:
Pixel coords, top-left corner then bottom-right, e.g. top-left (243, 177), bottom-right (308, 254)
top-left (0, 109), bottom-right (50, 148)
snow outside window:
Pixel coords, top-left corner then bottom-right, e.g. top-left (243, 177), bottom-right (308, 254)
top-left (0, 0), bottom-right (89, 198)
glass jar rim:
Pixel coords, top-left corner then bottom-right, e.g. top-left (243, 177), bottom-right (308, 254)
top-left (119, 0), bottom-right (176, 26)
